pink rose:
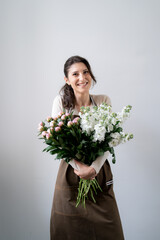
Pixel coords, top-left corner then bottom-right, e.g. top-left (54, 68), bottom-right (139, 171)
top-left (58, 121), bottom-right (64, 127)
top-left (42, 131), bottom-right (47, 137)
top-left (38, 126), bottom-right (44, 132)
top-left (50, 121), bottom-right (55, 127)
top-left (55, 126), bottom-right (61, 132)
top-left (38, 122), bottom-right (45, 131)
top-left (67, 121), bottom-right (72, 127)
top-left (75, 117), bottom-right (80, 121)
top-left (72, 117), bottom-right (80, 124)
top-left (39, 122), bottom-right (44, 126)
top-left (57, 111), bottom-right (64, 118)
top-left (46, 133), bottom-right (51, 139)
top-left (61, 114), bottom-right (66, 120)
top-left (46, 117), bottom-right (52, 122)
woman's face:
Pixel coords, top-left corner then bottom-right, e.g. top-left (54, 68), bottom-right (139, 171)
top-left (65, 62), bottom-right (92, 95)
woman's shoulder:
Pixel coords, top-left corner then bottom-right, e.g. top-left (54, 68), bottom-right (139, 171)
top-left (91, 94), bottom-right (112, 106)
top-left (51, 95), bottom-right (63, 117)
top-left (53, 94), bottom-right (62, 102)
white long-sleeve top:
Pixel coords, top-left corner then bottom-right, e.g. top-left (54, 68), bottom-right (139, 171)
top-left (51, 94), bottom-right (111, 174)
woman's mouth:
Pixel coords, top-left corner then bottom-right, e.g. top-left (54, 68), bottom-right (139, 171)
top-left (77, 81), bottom-right (88, 87)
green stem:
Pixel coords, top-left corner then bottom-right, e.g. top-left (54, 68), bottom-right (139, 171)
top-left (76, 178), bottom-right (103, 208)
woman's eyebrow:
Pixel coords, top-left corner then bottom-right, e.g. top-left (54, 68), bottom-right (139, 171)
top-left (72, 71), bottom-right (78, 74)
top-left (71, 68), bottom-right (88, 74)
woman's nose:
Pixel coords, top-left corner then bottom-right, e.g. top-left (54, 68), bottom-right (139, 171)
top-left (79, 73), bottom-right (85, 81)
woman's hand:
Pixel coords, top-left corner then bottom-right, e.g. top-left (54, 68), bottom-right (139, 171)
top-left (73, 160), bottom-right (97, 180)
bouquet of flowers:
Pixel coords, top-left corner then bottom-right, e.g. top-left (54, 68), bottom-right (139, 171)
top-left (38, 103), bottom-right (133, 207)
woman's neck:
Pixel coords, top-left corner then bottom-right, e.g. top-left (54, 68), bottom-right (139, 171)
top-left (74, 93), bottom-right (91, 111)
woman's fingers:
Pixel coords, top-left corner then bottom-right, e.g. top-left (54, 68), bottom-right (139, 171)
top-left (73, 165), bottom-right (97, 180)
top-left (73, 159), bottom-right (97, 180)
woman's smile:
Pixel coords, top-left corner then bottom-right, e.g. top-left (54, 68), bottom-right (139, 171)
top-left (76, 80), bottom-right (89, 87)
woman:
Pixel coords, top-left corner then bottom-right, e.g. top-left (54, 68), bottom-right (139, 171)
top-left (50, 56), bottom-right (124, 240)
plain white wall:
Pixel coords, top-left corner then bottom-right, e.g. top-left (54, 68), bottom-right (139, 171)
top-left (1, 0), bottom-right (160, 239)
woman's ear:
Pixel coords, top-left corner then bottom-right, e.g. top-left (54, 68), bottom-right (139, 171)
top-left (64, 76), bottom-right (70, 85)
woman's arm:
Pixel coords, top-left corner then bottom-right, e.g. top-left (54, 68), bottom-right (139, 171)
top-left (90, 151), bottom-right (109, 174)
top-left (51, 95), bottom-right (63, 118)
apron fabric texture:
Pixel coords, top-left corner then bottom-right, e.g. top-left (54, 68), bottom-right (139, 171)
top-left (50, 95), bottom-right (124, 239)
top-left (50, 160), bottom-right (124, 240)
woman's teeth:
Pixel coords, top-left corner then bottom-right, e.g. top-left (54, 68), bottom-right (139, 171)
top-left (77, 81), bottom-right (88, 86)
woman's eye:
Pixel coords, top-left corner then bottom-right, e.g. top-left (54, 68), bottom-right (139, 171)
top-left (84, 71), bottom-right (89, 74)
top-left (73, 73), bottom-right (78, 76)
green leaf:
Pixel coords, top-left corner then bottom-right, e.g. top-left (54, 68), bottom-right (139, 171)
top-left (43, 145), bottom-right (54, 152)
top-left (70, 129), bottom-right (76, 137)
top-left (50, 149), bottom-right (61, 155)
top-left (75, 153), bottom-right (82, 160)
top-left (51, 139), bottom-right (59, 145)
top-left (77, 143), bottom-right (82, 150)
top-left (58, 136), bottom-right (63, 145)
top-left (45, 139), bottom-right (52, 145)
top-left (56, 152), bottom-right (65, 159)
top-left (97, 150), bottom-right (104, 156)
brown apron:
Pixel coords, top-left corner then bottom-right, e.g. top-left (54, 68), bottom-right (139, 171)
top-left (50, 159), bottom-right (124, 240)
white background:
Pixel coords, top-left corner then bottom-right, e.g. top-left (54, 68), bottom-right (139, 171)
top-left (0, 0), bottom-right (160, 239)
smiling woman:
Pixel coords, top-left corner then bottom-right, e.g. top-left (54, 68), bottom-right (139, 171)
top-left (64, 62), bottom-right (93, 112)
top-left (60, 56), bottom-right (97, 111)
top-left (65, 63), bottom-right (92, 89)
top-left (50, 56), bottom-right (124, 240)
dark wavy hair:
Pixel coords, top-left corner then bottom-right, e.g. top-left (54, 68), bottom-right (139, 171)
top-left (60, 55), bottom-right (97, 110)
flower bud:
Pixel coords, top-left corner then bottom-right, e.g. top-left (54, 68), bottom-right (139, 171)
top-left (46, 133), bottom-right (51, 139)
top-left (50, 121), bottom-right (55, 127)
top-left (38, 126), bottom-right (44, 132)
top-left (58, 121), bottom-right (64, 127)
top-left (72, 117), bottom-right (80, 124)
top-left (38, 122), bottom-right (45, 131)
top-left (39, 121), bottom-right (44, 127)
top-left (75, 117), bottom-right (80, 121)
top-left (55, 126), bottom-right (61, 132)
top-left (47, 129), bottom-right (51, 133)
top-left (61, 114), bottom-right (66, 120)
top-left (57, 111), bottom-right (64, 118)
top-left (67, 121), bottom-right (72, 127)
top-left (42, 131), bottom-right (47, 137)
top-left (46, 117), bottom-right (52, 122)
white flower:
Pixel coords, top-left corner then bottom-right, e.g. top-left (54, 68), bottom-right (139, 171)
top-left (110, 132), bottom-right (121, 139)
top-left (109, 139), bottom-right (119, 147)
top-left (93, 124), bottom-right (106, 142)
top-left (107, 124), bottom-right (113, 132)
top-left (111, 117), bottom-right (117, 125)
top-left (79, 102), bottom-right (133, 146)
